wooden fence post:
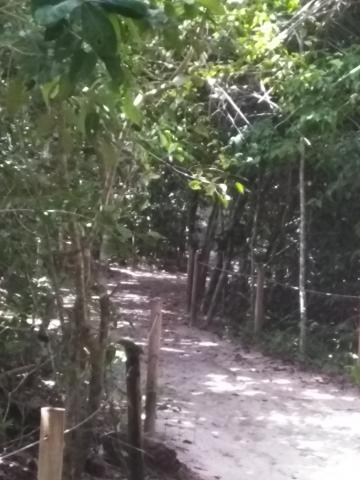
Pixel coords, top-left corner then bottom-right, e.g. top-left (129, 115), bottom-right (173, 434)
top-left (144, 298), bottom-right (162, 436)
top-left (190, 250), bottom-right (200, 326)
top-left (119, 339), bottom-right (144, 480)
top-left (254, 264), bottom-right (265, 336)
top-left (37, 407), bottom-right (65, 480)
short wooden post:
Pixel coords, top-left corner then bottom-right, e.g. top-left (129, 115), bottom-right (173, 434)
top-left (144, 298), bottom-right (162, 436)
top-left (37, 407), bottom-right (65, 480)
top-left (190, 250), bottom-right (200, 326)
top-left (120, 339), bottom-right (144, 480)
top-left (254, 264), bottom-right (265, 336)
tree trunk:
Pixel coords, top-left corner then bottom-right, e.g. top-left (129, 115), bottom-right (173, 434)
top-left (190, 250), bottom-right (200, 326)
top-left (63, 226), bottom-right (92, 480)
top-left (186, 193), bottom-right (199, 312)
top-left (203, 197), bottom-right (242, 317)
top-left (249, 178), bottom-right (262, 322)
top-left (202, 251), bottom-right (223, 315)
top-left (254, 263), bottom-right (265, 336)
top-left (88, 272), bottom-right (111, 414)
top-left (196, 203), bottom-right (218, 304)
top-left (186, 248), bottom-right (195, 313)
top-left (299, 139), bottom-right (307, 358)
top-left (206, 257), bottom-right (231, 326)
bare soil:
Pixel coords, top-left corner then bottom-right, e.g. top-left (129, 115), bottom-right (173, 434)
top-left (111, 267), bottom-right (360, 480)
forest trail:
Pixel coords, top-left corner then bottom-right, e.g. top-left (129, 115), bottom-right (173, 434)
top-left (111, 267), bottom-right (360, 480)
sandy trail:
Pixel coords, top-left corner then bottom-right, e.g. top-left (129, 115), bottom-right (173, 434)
top-left (111, 267), bottom-right (360, 480)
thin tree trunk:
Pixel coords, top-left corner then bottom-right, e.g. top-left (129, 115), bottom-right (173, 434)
top-left (254, 263), bottom-right (265, 336)
top-left (265, 166), bottom-right (293, 265)
top-left (202, 251), bottom-right (223, 315)
top-left (177, 212), bottom-right (187, 268)
top-left (206, 257), bottom-right (231, 326)
top-left (88, 274), bottom-right (111, 414)
top-left (190, 250), bottom-right (200, 326)
top-left (204, 197), bottom-right (242, 323)
top-left (186, 193), bottom-right (199, 312)
top-left (63, 226), bottom-right (90, 480)
top-left (299, 139), bottom-right (307, 357)
top-left (249, 179), bottom-right (262, 321)
top-left (66, 234), bottom-right (99, 473)
top-left (44, 230), bottom-right (66, 335)
top-left (196, 204), bottom-right (218, 303)
top-left (186, 248), bottom-right (195, 313)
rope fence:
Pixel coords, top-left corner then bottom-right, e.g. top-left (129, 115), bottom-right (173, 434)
top-left (187, 255), bottom-right (360, 345)
top-left (0, 405), bottom-right (103, 462)
top-left (198, 261), bottom-right (360, 301)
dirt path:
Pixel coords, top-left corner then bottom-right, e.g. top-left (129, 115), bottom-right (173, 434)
top-left (111, 267), bottom-right (360, 480)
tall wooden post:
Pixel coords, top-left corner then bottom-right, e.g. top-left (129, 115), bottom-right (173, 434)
top-left (144, 298), bottom-right (162, 436)
top-left (120, 339), bottom-right (144, 480)
top-left (254, 264), bottom-right (265, 336)
top-left (190, 250), bottom-right (200, 326)
top-left (37, 407), bottom-right (65, 480)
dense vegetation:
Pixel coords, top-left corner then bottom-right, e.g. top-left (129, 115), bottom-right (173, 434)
top-left (1, 0), bottom-right (360, 478)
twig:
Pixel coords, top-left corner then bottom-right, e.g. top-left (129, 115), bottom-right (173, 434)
top-left (0, 364), bottom-right (36, 380)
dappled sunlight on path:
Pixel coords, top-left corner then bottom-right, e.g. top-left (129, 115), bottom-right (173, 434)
top-left (112, 267), bottom-right (360, 480)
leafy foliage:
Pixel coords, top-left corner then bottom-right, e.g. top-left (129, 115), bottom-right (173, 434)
top-left (2, 0), bottom-right (360, 471)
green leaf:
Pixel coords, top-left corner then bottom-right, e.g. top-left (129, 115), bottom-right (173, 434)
top-left (94, 0), bottom-right (149, 19)
top-left (189, 179), bottom-right (202, 191)
top-left (32, 0), bottom-right (81, 26)
top-left (76, 99), bottom-right (95, 135)
top-left (123, 91), bottom-right (142, 126)
top-left (81, 3), bottom-right (117, 58)
top-left (197, 0), bottom-right (225, 15)
top-left (36, 112), bottom-right (56, 137)
top-left (204, 182), bottom-right (216, 197)
top-left (6, 78), bottom-right (27, 116)
top-left (184, 2), bottom-right (198, 19)
top-left (103, 55), bottom-right (123, 84)
top-left (163, 25), bottom-right (182, 51)
top-left (69, 48), bottom-right (98, 84)
top-left (59, 126), bottom-right (74, 155)
top-left (117, 225), bottom-right (133, 241)
top-left (58, 74), bottom-right (73, 99)
top-left (44, 19), bottom-right (67, 40)
top-left (217, 192), bottom-right (230, 208)
top-left (235, 181), bottom-right (245, 194)
top-left (98, 139), bottom-right (119, 169)
top-left (85, 111), bottom-right (100, 136)
top-left (40, 77), bottom-right (60, 107)
top-left (147, 230), bottom-right (165, 240)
